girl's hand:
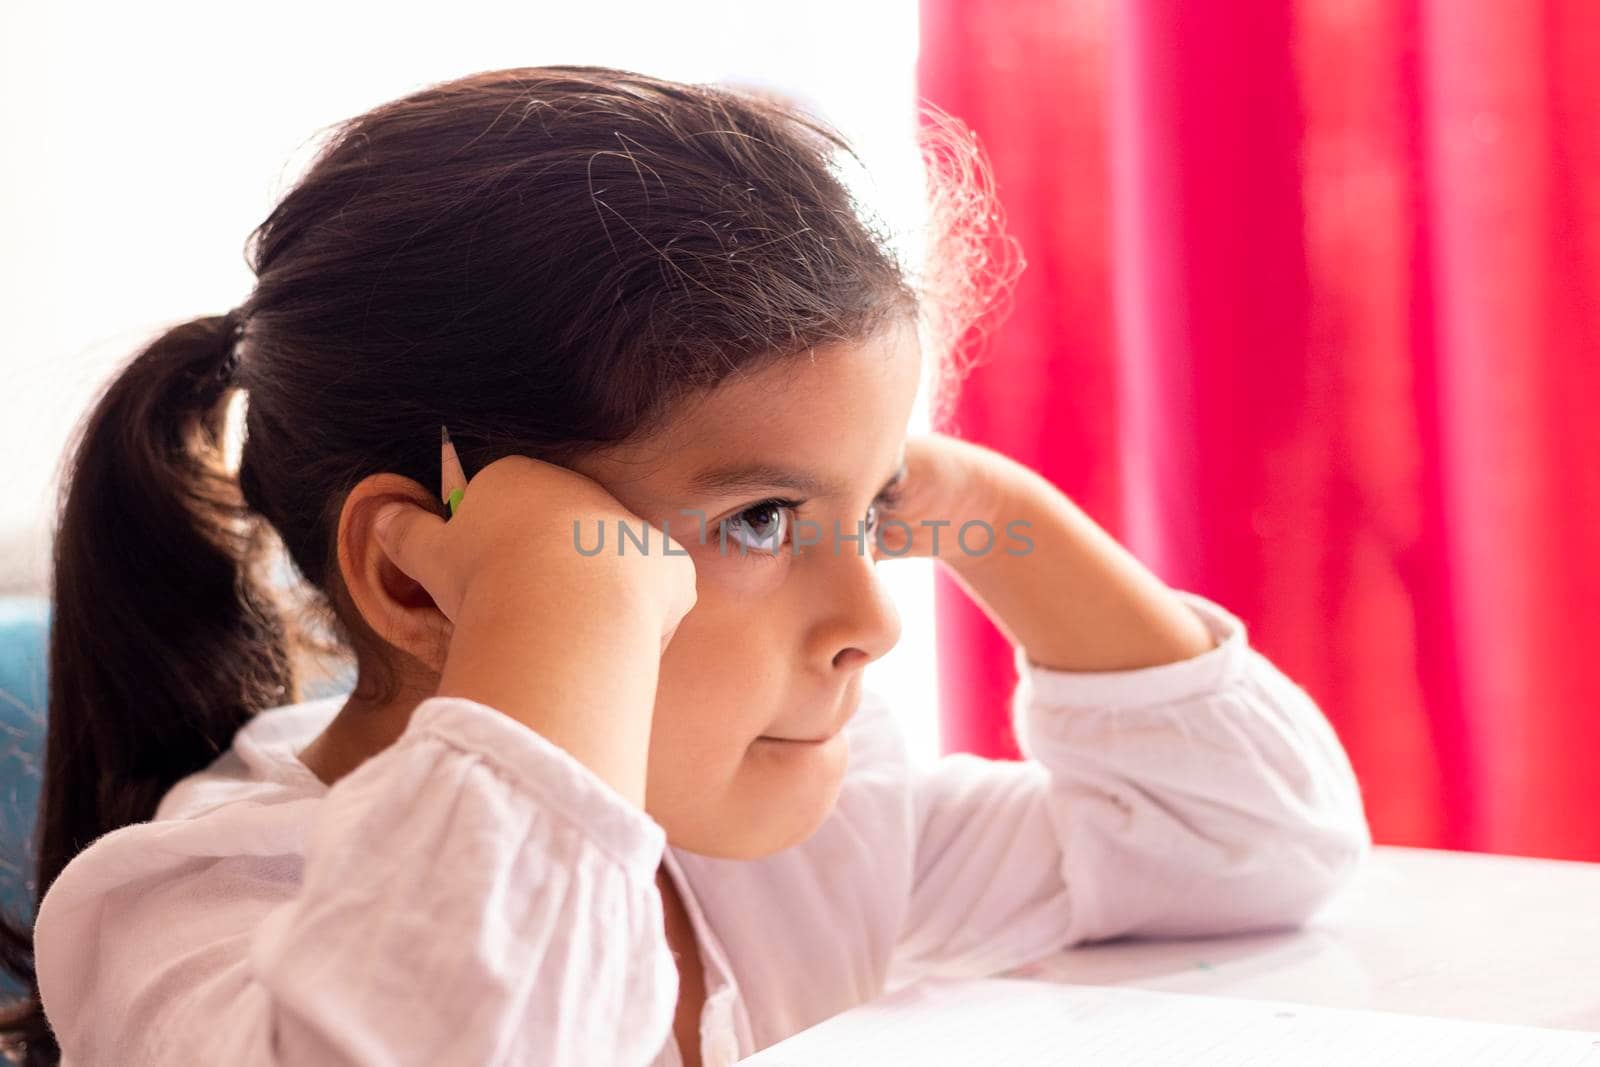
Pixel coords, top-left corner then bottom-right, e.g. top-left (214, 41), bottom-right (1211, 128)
top-left (371, 453), bottom-right (699, 653)
top-left (364, 453), bottom-right (697, 806)
top-left (874, 432), bottom-right (1014, 567)
top-left (879, 432), bottom-right (1216, 671)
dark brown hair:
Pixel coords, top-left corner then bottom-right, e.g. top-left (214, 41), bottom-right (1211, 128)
top-left (0, 64), bottom-right (1017, 1062)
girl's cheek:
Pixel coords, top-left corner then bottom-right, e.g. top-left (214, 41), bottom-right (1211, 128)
top-left (686, 540), bottom-right (791, 593)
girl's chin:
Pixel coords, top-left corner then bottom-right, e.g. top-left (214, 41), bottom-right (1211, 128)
top-left (739, 736), bottom-right (850, 847)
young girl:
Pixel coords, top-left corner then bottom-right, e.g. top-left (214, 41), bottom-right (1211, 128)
top-left (0, 66), bottom-right (1370, 1066)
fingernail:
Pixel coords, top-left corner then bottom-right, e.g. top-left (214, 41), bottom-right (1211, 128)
top-left (372, 503), bottom-right (404, 541)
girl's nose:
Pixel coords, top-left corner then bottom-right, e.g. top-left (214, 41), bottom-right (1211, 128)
top-left (808, 547), bottom-right (902, 673)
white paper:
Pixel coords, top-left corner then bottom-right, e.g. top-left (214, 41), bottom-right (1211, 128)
top-left (737, 977), bottom-right (1600, 1065)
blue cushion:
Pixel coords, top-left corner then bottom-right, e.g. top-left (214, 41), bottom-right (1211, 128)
top-left (0, 597), bottom-right (50, 945)
top-left (0, 595), bottom-right (354, 997)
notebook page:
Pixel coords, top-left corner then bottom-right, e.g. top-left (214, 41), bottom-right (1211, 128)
top-left (738, 977), bottom-right (1600, 1066)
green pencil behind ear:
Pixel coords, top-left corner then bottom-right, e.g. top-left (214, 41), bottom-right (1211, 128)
top-left (440, 425), bottom-right (468, 519)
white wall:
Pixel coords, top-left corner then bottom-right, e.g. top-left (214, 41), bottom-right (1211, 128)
top-left (0, 0), bottom-right (944, 762)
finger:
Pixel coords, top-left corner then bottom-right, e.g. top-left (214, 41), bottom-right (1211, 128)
top-left (371, 500), bottom-right (446, 584)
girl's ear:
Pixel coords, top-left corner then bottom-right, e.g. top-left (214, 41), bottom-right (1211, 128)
top-left (335, 473), bottom-right (452, 673)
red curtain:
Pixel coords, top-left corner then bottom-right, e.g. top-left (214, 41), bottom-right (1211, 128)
top-left (919, 0), bottom-right (1600, 861)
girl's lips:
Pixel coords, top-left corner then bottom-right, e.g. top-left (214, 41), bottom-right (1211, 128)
top-left (761, 692), bottom-right (860, 745)
top-left (758, 734), bottom-right (829, 745)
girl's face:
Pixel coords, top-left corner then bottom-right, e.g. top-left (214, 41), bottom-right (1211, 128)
top-left (569, 319), bottom-right (923, 859)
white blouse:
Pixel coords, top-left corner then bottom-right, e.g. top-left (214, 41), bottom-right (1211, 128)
top-left (33, 591), bottom-right (1371, 1066)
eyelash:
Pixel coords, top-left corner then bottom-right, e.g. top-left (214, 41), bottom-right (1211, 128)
top-left (722, 485), bottom-right (903, 561)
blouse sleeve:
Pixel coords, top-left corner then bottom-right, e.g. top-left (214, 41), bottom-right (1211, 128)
top-left (891, 591), bottom-right (1372, 980)
top-left (35, 697), bottom-right (677, 1066)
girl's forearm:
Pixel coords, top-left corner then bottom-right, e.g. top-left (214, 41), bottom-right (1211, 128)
top-left (945, 465), bottom-right (1216, 674)
top-left (437, 573), bottom-right (664, 808)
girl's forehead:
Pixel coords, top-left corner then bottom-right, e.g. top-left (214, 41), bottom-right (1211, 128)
top-left (672, 324), bottom-right (921, 437)
top-left (577, 327), bottom-right (920, 507)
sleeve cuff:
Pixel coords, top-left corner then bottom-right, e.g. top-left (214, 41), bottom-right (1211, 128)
top-left (401, 696), bottom-right (667, 879)
top-left (1012, 590), bottom-right (1250, 711)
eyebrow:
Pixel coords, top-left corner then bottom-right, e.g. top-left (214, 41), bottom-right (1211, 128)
top-left (686, 458), bottom-right (908, 501)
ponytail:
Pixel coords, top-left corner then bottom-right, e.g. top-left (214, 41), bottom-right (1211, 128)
top-left (0, 313), bottom-right (299, 1064)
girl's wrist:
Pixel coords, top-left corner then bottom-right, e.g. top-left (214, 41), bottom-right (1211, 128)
top-left (440, 568), bottom-right (666, 807)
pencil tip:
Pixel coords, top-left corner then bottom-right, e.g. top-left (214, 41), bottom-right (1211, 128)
top-left (441, 424), bottom-right (450, 446)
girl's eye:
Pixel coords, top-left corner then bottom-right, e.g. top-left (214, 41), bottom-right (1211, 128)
top-left (865, 485), bottom-right (901, 535)
top-left (723, 499), bottom-right (793, 556)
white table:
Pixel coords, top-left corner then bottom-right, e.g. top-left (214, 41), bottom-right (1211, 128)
top-left (1001, 845), bottom-right (1600, 1032)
